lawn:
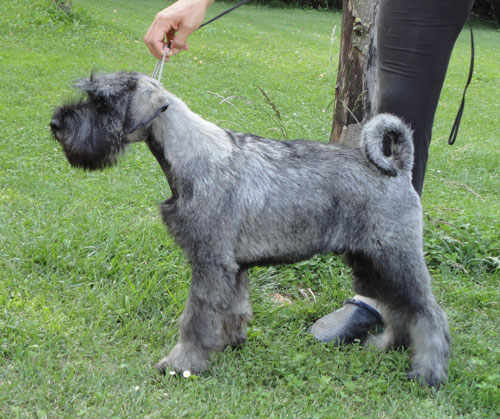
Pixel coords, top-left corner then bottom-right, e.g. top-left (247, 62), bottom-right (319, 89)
top-left (0, 0), bottom-right (499, 417)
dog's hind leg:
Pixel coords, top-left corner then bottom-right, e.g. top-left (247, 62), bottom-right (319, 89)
top-left (405, 294), bottom-right (450, 387)
top-left (346, 252), bottom-right (409, 349)
top-left (365, 248), bottom-right (450, 387)
top-left (223, 269), bottom-right (252, 347)
top-left (155, 260), bottom-right (250, 374)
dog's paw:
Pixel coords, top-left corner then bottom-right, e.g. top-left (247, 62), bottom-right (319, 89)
top-left (155, 343), bottom-right (208, 375)
top-left (407, 367), bottom-right (447, 388)
top-left (364, 330), bottom-right (392, 351)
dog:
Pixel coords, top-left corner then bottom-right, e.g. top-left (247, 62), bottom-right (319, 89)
top-left (50, 72), bottom-right (450, 387)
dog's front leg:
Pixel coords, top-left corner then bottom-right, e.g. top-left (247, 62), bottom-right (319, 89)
top-left (155, 262), bottom-right (251, 374)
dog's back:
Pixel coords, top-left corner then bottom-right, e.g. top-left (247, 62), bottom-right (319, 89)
top-left (215, 116), bottom-right (419, 267)
top-left (226, 113), bottom-right (413, 188)
top-left (223, 114), bottom-right (416, 207)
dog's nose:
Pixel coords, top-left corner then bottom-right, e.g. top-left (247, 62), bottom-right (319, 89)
top-left (50, 119), bottom-right (62, 131)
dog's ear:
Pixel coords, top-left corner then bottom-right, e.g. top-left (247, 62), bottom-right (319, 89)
top-left (74, 72), bottom-right (138, 103)
top-left (123, 78), bottom-right (170, 134)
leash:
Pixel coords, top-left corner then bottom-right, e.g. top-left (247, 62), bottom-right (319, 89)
top-left (448, 18), bottom-right (474, 145)
top-left (152, 0), bottom-right (252, 81)
top-left (199, 0), bottom-right (252, 29)
top-left (151, 46), bottom-right (170, 81)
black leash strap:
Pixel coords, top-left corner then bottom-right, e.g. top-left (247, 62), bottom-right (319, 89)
top-left (448, 19), bottom-right (474, 145)
top-left (199, 0), bottom-right (253, 29)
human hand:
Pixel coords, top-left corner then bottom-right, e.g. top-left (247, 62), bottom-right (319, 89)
top-left (145, 0), bottom-right (214, 60)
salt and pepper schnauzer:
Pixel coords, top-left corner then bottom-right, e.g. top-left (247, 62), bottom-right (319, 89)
top-left (50, 72), bottom-right (450, 387)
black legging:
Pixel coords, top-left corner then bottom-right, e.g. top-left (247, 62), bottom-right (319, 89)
top-left (376, 0), bottom-right (474, 196)
top-left (352, 0), bottom-right (474, 299)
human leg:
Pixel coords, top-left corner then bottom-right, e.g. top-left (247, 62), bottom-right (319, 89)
top-left (376, 0), bottom-right (473, 195)
top-left (311, 0), bottom-right (472, 344)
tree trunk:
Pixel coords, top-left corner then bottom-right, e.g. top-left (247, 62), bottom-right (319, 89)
top-left (330, 0), bottom-right (379, 146)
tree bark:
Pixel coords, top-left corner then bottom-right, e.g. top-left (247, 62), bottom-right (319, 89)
top-left (330, 0), bottom-right (379, 146)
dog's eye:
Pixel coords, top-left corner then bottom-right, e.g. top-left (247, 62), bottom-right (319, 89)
top-left (61, 108), bottom-right (75, 118)
top-left (93, 101), bottom-right (110, 112)
top-left (88, 95), bottom-right (108, 107)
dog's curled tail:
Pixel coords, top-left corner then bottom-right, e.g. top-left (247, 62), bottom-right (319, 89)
top-left (361, 113), bottom-right (414, 177)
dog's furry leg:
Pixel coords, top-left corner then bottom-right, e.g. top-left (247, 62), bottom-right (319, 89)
top-left (346, 252), bottom-right (380, 301)
top-left (156, 261), bottom-right (251, 373)
top-left (224, 269), bottom-right (252, 347)
top-left (347, 252), bottom-right (410, 349)
top-left (364, 247), bottom-right (450, 387)
top-left (368, 300), bottom-right (449, 387)
top-left (406, 297), bottom-right (450, 387)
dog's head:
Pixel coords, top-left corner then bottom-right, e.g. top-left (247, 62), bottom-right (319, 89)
top-left (50, 72), bottom-right (169, 170)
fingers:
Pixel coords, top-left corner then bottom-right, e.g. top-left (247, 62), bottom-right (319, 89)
top-left (144, 16), bottom-right (174, 60)
top-left (144, 18), bottom-right (192, 59)
top-left (145, 0), bottom-right (212, 59)
top-left (170, 25), bottom-right (195, 54)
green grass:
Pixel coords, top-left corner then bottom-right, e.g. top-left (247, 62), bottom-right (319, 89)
top-left (1, 0), bottom-right (499, 417)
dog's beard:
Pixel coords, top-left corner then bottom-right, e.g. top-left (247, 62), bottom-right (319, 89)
top-left (51, 102), bottom-right (127, 170)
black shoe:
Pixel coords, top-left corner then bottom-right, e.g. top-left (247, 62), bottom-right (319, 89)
top-left (309, 299), bottom-right (383, 345)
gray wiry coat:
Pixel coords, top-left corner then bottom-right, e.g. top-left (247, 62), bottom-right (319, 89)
top-left (50, 72), bottom-right (450, 387)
